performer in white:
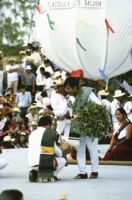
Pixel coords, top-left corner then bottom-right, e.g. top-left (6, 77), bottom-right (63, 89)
top-left (111, 90), bottom-right (125, 125)
top-left (124, 94), bottom-right (132, 122)
top-left (28, 116), bottom-right (66, 181)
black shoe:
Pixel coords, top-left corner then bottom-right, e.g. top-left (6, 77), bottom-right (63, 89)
top-left (89, 172), bottom-right (98, 179)
top-left (53, 176), bottom-right (60, 181)
top-left (74, 173), bottom-right (88, 179)
top-left (29, 170), bottom-right (38, 182)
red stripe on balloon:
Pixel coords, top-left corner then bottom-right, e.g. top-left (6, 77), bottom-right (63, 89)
top-left (36, 1), bottom-right (40, 13)
top-left (105, 18), bottom-right (115, 36)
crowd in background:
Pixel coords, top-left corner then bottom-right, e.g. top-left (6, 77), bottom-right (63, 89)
top-left (0, 42), bottom-right (132, 151)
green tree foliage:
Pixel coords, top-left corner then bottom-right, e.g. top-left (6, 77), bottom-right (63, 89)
top-left (0, 0), bottom-right (38, 46)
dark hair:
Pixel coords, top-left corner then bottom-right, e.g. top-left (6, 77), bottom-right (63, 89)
top-left (64, 77), bottom-right (80, 89)
top-left (116, 108), bottom-right (127, 118)
top-left (44, 72), bottom-right (51, 78)
top-left (41, 91), bottom-right (47, 97)
top-left (40, 67), bottom-right (45, 72)
top-left (38, 116), bottom-right (52, 127)
top-left (44, 59), bottom-right (51, 65)
top-left (0, 189), bottom-right (23, 200)
top-left (21, 85), bottom-right (26, 89)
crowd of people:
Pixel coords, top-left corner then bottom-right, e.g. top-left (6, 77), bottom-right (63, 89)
top-left (0, 43), bottom-right (132, 181)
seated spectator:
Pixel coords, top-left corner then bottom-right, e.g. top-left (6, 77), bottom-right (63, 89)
top-left (0, 189), bottom-right (24, 200)
top-left (103, 108), bottom-right (132, 161)
top-left (18, 115), bottom-right (30, 135)
top-left (18, 132), bottom-right (28, 148)
top-left (26, 105), bottom-right (37, 129)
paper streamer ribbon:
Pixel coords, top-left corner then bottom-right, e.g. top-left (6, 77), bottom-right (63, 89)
top-left (105, 18), bottom-right (115, 36)
top-left (47, 14), bottom-right (55, 30)
top-left (76, 38), bottom-right (87, 51)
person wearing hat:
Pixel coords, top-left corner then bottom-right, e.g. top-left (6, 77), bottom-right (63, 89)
top-left (12, 107), bottom-right (20, 125)
top-left (111, 90), bottom-right (125, 125)
top-left (124, 94), bottom-right (132, 122)
top-left (99, 90), bottom-right (111, 113)
top-left (6, 58), bottom-right (19, 93)
top-left (26, 105), bottom-right (37, 128)
top-left (22, 65), bottom-right (35, 94)
top-left (31, 121), bottom-right (38, 131)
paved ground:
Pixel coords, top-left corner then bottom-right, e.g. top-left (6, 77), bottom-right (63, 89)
top-left (0, 146), bottom-right (132, 200)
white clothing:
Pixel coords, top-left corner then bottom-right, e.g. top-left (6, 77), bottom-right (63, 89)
top-left (0, 71), bottom-right (4, 94)
top-left (77, 137), bottom-right (98, 173)
top-left (124, 101), bottom-right (132, 122)
top-left (0, 156), bottom-right (7, 170)
top-left (50, 91), bottom-right (67, 135)
top-left (45, 66), bottom-right (54, 75)
top-left (42, 97), bottom-right (51, 110)
top-left (111, 98), bottom-right (120, 125)
top-left (35, 92), bottom-right (43, 103)
top-left (77, 91), bottom-right (101, 174)
top-left (6, 64), bottom-right (19, 82)
top-left (26, 113), bottom-right (37, 127)
top-left (113, 122), bottom-right (127, 139)
top-left (28, 127), bottom-right (66, 177)
top-left (36, 73), bottom-right (45, 86)
top-left (101, 99), bottom-right (111, 113)
top-left (50, 90), bottom-right (67, 117)
top-left (43, 77), bottom-right (53, 90)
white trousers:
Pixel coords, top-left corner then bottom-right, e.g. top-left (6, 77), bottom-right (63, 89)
top-left (0, 156), bottom-right (7, 170)
top-left (77, 136), bottom-right (98, 174)
top-left (53, 157), bottom-right (66, 177)
top-left (31, 157), bottom-right (66, 178)
top-left (0, 71), bottom-right (4, 94)
top-left (8, 80), bottom-right (18, 93)
top-left (62, 120), bottom-right (71, 141)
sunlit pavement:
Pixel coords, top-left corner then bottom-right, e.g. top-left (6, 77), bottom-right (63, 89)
top-left (0, 147), bottom-right (132, 200)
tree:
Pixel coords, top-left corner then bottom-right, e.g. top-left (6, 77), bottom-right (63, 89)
top-left (0, 0), bottom-right (38, 46)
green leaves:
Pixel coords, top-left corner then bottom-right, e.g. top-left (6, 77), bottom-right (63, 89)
top-left (79, 101), bottom-right (110, 140)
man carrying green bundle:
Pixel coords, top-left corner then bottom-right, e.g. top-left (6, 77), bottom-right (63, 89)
top-left (64, 77), bottom-right (102, 179)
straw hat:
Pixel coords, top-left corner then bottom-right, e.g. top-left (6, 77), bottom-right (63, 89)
top-left (60, 141), bottom-right (72, 156)
top-left (113, 90), bottom-right (125, 98)
top-left (8, 57), bottom-right (16, 62)
top-left (12, 107), bottom-right (20, 113)
top-left (20, 132), bottom-right (26, 136)
top-left (128, 94), bottom-right (132, 98)
top-left (3, 135), bottom-right (11, 142)
top-left (39, 109), bottom-right (44, 115)
top-left (35, 102), bottom-right (44, 108)
top-left (31, 121), bottom-right (38, 126)
top-left (26, 65), bottom-right (31, 70)
top-left (99, 90), bottom-right (109, 96)
top-left (28, 105), bottom-right (36, 112)
top-left (52, 71), bottom-right (62, 79)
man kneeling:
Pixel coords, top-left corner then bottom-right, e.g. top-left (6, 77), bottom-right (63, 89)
top-left (28, 116), bottom-right (66, 182)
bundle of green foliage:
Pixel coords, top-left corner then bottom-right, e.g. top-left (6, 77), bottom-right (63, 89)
top-left (79, 101), bottom-right (110, 140)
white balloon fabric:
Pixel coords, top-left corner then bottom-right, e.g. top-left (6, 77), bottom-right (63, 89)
top-left (34, 0), bottom-right (132, 80)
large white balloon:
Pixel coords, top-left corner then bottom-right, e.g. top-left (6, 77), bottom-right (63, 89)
top-left (34, 0), bottom-right (132, 80)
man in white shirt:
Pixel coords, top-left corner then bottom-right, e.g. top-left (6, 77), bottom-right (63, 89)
top-left (124, 94), bottom-right (132, 122)
top-left (111, 90), bottom-right (125, 125)
top-left (64, 77), bottom-right (101, 179)
top-left (28, 116), bottom-right (66, 182)
top-left (6, 58), bottom-right (19, 93)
